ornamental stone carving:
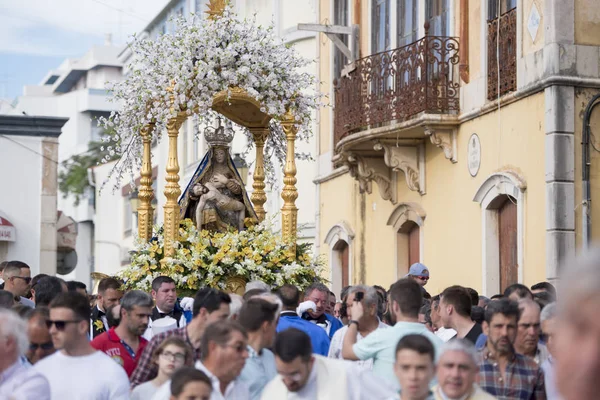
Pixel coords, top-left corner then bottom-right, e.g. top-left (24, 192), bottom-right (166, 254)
top-left (373, 142), bottom-right (423, 194)
top-left (424, 126), bottom-right (457, 163)
top-left (344, 153), bottom-right (397, 204)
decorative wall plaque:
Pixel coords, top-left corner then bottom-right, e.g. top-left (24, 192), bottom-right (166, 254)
top-left (468, 134), bottom-right (481, 177)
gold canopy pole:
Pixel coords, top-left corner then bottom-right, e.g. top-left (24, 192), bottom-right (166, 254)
top-left (250, 127), bottom-right (269, 221)
top-left (163, 112), bottom-right (187, 257)
top-left (280, 111), bottom-right (298, 251)
top-left (137, 122), bottom-right (155, 242)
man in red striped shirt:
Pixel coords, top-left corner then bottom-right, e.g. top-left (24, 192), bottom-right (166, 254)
top-left (91, 290), bottom-right (153, 377)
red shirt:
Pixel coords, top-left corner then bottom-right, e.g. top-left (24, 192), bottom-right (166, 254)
top-left (91, 327), bottom-right (148, 377)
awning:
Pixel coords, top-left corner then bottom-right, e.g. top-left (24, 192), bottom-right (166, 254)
top-left (57, 211), bottom-right (77, 250)
top-left (0, 212), bottom-right (16, 242)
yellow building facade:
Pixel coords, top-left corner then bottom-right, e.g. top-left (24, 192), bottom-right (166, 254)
top-left (315, 0), bottom-right (600, 296)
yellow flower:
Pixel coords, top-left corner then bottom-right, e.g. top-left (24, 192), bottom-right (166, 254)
top-left (94, 320), bottom-right (104, 331)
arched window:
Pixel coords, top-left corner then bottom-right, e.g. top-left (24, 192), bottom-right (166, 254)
top-left (387, 203), bottom-right (426, 279)
top-left (325, 222), bottom-right (355, 297)
top-left (473, 172), bottom-right (526, 295)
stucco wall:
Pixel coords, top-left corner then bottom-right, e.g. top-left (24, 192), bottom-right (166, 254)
top-left (575, 0), bottom-right (600, 46)
top-left (0, 135), bottom-right (43, 273)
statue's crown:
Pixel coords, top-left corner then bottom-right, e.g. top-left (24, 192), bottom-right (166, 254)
top-left (204, 117), bottom-right (234, 147)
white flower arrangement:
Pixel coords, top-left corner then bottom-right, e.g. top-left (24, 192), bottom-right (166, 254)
top-left (120, 218), bottom-right (324, 294)
top-left (99, 6), bottom-right (323, 190)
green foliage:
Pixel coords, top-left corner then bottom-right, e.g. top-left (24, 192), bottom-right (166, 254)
top-left (58, 128), bottom-right (120, 205)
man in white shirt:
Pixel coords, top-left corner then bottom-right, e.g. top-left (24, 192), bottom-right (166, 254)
top-left (0, 309), bottom-right (50, 399)
top-left (153, 320), bottom-right (250, 400)
top-left (328, 285), bottom-right (388, 370)
top-left (34, 291), bottom-right (130, 399)
top-left (262, 328), bottom-right (394, 399)
top-left (432, 339), bottom-right (495, 400)
top-left (144, 276), bottom-right (188, 340)
top-left (342, 278), bottom-right (443, 390)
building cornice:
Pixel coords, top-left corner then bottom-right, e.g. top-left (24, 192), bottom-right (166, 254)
top-left (313, 166), bottom-right (349, 184)
top-left (0, 115), bottom-right (68, 138)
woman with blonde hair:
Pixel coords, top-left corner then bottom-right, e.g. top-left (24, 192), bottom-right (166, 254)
top-left (131, 337), bottom-right (193, 400)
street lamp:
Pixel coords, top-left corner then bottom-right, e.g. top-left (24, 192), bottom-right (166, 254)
top-left (233, 153), bottom-right (249, 185)
top-left (129, 189), bottom-right (140, 213)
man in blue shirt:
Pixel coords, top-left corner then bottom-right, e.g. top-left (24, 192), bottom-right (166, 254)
top-left (301, 283), bottom-right (343, 339)
top-left (275, 284), bottom-right (331, 356)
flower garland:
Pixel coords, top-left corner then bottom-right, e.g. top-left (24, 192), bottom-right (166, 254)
top-left (120, 218), bottom-right (324, 292)
top-left (99, 7), bottom-right (323, 190)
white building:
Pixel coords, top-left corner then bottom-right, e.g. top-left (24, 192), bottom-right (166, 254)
top-left (0, 115), bottom-right (68, 275)
top-left (6, 41), bottom-right (124, 287)
top-left (92, 0), bottom-right (320, 277)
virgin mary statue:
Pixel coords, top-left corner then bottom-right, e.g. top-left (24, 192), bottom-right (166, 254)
top-left (179, 118), bottom-right (256, 232)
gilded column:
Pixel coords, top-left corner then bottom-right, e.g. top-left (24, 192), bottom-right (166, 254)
top-left (280, 112), bottom-right (298, 251)
top-left (163, 112), bottom-right (187, 257)
top-left (250, 127), bottom-right (269, 221)
top-left (137, 122), bottom-right (155, 242)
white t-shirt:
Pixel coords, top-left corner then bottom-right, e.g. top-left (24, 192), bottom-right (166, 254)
top-left (328, 320), bottom-right (389, 370)
top-left (34, 350), bottom-right (130, 400)
top-left (131, 380), bottom-right (162, 400)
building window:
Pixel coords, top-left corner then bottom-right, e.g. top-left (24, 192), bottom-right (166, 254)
top-left (487, 0), bottom-right (517, 100)
top-left (123, 198), bottom-right (132, 237)
top-left (192, 120), bottom-right (200, 162)
top-left (372, 0), bottom-right (391, 54)
top-left (181, 120), bottom-right (188, 167)
top-left (333, 240), bottom-right (349, 288)
top-left (397, 0), bottom-right (419, 47)
top-left (333, 0), bottom-right (349, 79)
top-left (426, 0), bottom-right (450, 36)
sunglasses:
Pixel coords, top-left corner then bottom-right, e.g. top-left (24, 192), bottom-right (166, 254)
top-left (29, 341), bottom-right (54, 351)
top-left (12, 276), bottom-right (32, 284)
top-left (417, 276), bottom-right (429, 281)
top-left (45, 319), bottom-right (82, 331)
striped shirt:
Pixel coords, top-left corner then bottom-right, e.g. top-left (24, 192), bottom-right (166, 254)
top-left (477, 348), bottom-right (546, 400)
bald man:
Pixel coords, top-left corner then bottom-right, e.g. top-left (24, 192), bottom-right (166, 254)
top-left (514, 299), bottom-right (548, 365)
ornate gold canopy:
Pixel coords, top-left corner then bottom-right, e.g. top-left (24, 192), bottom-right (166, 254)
top-left (136, 3), bottom-right (300, 258)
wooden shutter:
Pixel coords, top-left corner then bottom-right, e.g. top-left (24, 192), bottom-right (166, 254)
top-left (498, 198), bottom-right (518, 291)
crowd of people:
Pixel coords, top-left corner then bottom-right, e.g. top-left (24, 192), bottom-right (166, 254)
top-left (0, 251), bottom-right (599, 400)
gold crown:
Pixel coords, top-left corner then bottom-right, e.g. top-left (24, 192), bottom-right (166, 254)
top-left (204, 117), bottom-right (234, 147)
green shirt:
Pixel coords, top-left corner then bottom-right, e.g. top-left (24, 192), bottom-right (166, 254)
top-left (353, 321), bottom-right (443, 389)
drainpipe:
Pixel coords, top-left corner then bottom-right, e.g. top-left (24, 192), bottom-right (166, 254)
top-left (582, 93), bottom-right (600, 250)
top-left (459, 0), bottom-right (469, 83)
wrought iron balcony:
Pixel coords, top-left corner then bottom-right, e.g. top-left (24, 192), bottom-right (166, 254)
top-left (487, 7), bottom-right (516, 100)
top-left (333, 35), bottom-right (460, 149)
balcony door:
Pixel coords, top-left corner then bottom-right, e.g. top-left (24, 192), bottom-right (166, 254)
top-left (333, 0), bottom-right (349, 80)
top-left (372, 0), bottom-right (391, 54)
top-left (397, 0), bottom-right (419, 47)
top-left (426, 0), bottom-right (450, 36)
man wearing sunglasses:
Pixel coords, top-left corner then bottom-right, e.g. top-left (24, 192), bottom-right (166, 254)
top-left (405, 263), bottom-right (430, 288)
top-left (26, 307), bottom-right (55, 365)
top-left (2, 260), bottom-right (34, 308)
top-left (34, 292), bottom-right (130, 399)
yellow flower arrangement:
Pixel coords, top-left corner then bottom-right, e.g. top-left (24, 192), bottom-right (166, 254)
top-left (120, 218), bottom-right (324, 293)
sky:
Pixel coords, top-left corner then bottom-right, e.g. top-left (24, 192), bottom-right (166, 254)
top-left (0, 0), bottom-right (170, 100)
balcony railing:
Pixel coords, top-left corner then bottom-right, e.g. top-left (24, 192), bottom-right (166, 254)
top-left (487, 8), bottom-right (516, 100)
top-left (334, 35), bottom-right (460, 148)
